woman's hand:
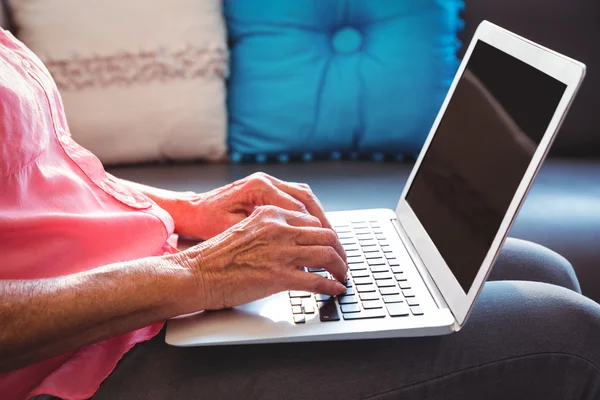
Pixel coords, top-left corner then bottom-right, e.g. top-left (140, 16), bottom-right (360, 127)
top-left (175, 172), bottom-right (336, 241)
top-left (173, 205), bottom-right (348, 312)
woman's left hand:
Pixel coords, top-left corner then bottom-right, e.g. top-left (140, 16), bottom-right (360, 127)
top-left (174, 172), bottom-right (334, 241)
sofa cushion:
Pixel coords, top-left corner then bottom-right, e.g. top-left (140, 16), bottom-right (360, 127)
top-left (10, 0), bottom-right (228, 165)
top-left (225, 0), bottom-right (463, 159)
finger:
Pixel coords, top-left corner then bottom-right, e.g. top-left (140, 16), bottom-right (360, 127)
top-left (286, 270), bottom-right (347, 296)
top-left (292, 246), bottom-right (348, 283)
top-left (278, 182), bottom-right (333, 230)
top-left (251, 180), bottom-right (310, 215)
top-left (257, 175), bottom-right (333, 231)
top-left (293, 227), bottom-right (347, 263)
top-left (281, 210), bottom-right (322, 228)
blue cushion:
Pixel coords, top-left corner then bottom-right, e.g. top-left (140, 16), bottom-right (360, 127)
top-left (225, 1), bottom-right (463, 159)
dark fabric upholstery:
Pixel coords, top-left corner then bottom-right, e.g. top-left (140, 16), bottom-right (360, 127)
top-left (460, 0), bottom-right (600, 157)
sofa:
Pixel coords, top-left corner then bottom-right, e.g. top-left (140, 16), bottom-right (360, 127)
top-left (4, 1), bottom-right (600, 302)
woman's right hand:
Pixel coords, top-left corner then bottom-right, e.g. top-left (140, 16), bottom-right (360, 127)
top-left (174, 205), bottom-right (348, 312)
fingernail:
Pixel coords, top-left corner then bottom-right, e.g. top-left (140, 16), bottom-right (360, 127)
top-left (335, 282), bottom-right (346, 294)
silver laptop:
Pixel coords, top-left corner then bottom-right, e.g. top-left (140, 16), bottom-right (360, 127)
top-left (166, 21), bottom-right (585, 346)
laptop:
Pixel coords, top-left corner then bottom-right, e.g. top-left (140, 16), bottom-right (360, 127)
top-left (166, 21), bottom-right (586, 346)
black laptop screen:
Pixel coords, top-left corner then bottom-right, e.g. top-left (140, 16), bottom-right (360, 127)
top-left (406, 40), bottom-right (567, 293)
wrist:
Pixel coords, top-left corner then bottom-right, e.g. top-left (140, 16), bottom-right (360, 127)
top-left (161, 249), bottom-right (211, 316)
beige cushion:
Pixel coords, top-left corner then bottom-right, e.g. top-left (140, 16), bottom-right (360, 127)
top-left (11, 0), bottom-right (228, 164)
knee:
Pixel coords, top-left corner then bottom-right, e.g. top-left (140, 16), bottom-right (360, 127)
top-left (470, 281), bottom-right (600, 365)
top-left (490, 238), bottom-right (581, 293)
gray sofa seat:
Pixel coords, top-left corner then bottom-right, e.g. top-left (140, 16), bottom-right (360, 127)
top-left (108, 159), bottom-right (600, 303)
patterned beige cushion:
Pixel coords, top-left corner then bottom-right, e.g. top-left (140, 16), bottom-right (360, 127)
top-left (11, 0), bottom-right (228, 164)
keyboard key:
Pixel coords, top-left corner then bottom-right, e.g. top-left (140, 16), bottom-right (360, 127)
top-left (348, 256), bottom-right (366, 265)
top-left (355, 231), bottom-right (372, 236)
top-left (346, 252), bottom-right (363, 258)
top-left (354, 277), bottom-right (373, 285)
top-left (318, 299), bottom-right (340, 322)
top-left (385, 254), bottom-right (396, 260)
top-left (343, 245), bottom-right (360, 252)
top-left (373, 271), bottom-right (393, 280)
top-left (379, 286), bottom-right (400, 295)
top-left (303, 303), bottom-right (315, 314)
top-left (356, 284), bottom-right (377, 293)
top-left (341, 239), bottom-right (357, 246)
top-left (308, 267), bottom-right (326, 272)
top-left (370, 265), bottom-right (389, 273)
top-left (399, 281), bottom-right (411, 290)
top-left (293, 315), bottom-right (306, 324)
top-left (349, 262), bottom-right (368, 271)
top-left (334, 224), bottom-right (350, 229)
top-left (379, 240), bottom-right (390, 246)
top-left (394, 271), bottom-right (407, 280)
top-left (359, 292), bottom-right (380, 301)
top-left (360, 242), bottom-right (377, 248)
top-left (406, 298), bottom-right (420, 307)
top-left (383, 294), bottom-right (404, 303)
top-left (358, 237), bottom-right (375, 243)
top-left (376, 279), bottom-right (397, 288)
top-left (291, 298), bottom-right (302, 306)
top-left (382, 248), bottom-right (393, 254)
top-left (342, 308), bottom-right (386, 320)
top-left (386, 302), bottom-right (410, 317)
top-left (315, 294), bottom-right (332, 302)
top-left (336, 229), bottom-right (352, 234)
top-left (340, 304), bottom-right (361, 313)
top-left (402, 289), bottom-right (415, 298)
top-left (345, 279), bottom-right (353, 288)
top-left (373, 230), bottom-right (383, 234)
top-left (343, 286), bottom-right (355, 296)
top-left (367, 259), bottom-right (386, 267)
top-left (292, 305), bottom-right (303, 314)
top-left (365, 252), bottom-right (384, 260)
top-left (351, 269), bottom-right (370, 278)
top-left (363, 247), bottom-right (381, 253)
top-left (338, 235), bottom-right (354, 240)
top-left (388, 261), bottom-right (400, 267)
top-left (338, 295), bottom-right (358, 305)
top-left (313, 271), bottom-right (329, 278)
top-left (290, 291), bottom-right (312, 298)
top-left (375, 235), bottom-right (386, 241)
top-left (410, 306), bottom-right (424, 316)
top-left (362, 299), bottom-right (384, 309)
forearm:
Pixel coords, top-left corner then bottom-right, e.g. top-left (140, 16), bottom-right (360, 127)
top-left (0, 254), bottom-right (197, 373)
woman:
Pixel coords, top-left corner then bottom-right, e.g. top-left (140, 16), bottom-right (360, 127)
top-left (1, 28), bottom-right (599, 400)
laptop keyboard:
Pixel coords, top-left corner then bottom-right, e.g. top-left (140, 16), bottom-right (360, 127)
top-left (289, 220), bottom-right (424, 323)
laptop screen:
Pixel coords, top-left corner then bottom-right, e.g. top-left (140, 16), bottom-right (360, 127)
top-left (406, 40), bottom-right (567, 294)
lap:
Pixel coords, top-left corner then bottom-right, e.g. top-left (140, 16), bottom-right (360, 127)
top-left (92, 239), bottom-right (600, 400)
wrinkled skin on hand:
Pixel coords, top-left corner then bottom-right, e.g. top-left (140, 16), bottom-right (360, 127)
top-left (175, 206), bottom-right (348, 311)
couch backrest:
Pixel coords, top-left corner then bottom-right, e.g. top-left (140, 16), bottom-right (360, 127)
top-left (2, 0), bottom-right (597, 158)
top-left (460, 0), bottom-right (600, 157)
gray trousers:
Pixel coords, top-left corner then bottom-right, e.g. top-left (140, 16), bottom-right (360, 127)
top-left (42, 238), bottom-right (600, 399)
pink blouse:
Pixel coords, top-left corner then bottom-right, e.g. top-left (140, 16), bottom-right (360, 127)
top-left (0, 29), bottom-right (176, 399)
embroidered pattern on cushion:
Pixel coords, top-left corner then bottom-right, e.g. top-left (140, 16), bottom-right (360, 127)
top-left (42, 45), bottom-right (228, 91)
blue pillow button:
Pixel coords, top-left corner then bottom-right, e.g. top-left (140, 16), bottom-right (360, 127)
top-left (332, 27), bottom-right (362, 53)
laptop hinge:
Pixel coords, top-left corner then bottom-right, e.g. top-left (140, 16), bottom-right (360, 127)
top-left (391, 218), bottom-right (453, 317)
